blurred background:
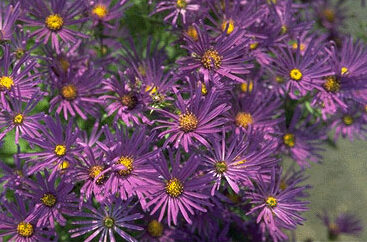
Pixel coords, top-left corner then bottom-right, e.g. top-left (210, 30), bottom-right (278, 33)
top-left (294, 1), bottom-right (367, 241)
top-left (294, 138), bottom-right (367, 241)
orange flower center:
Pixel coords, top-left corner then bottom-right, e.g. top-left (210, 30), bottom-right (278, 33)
top-left (179, 112), bottom-right (198, 132)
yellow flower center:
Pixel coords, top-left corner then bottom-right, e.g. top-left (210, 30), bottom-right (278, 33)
top-left (323, 8), bottom-right (335, 22)
top-left (200, 82), bottom-right (207, 96)
top-left (235, 112), bottom-right (254, 129)
top-left (138, 64), bottom-right (146, 77)
top-left (152, 93), bottom-right (165, 103)
top-left (275, 76), bottom-right (284, 83)
top-left (233, 157), bottom-right (246, 166)
top-left (323, 76), bottom-right (340, 92)
top-left (0, 76), bottom-right (14, 90)
top-left (100, 45), bottom-right (108, 56)
top-left (364, 104), bottom-right (367, 113)
top-left (266, 196), bottom-right (278, 208)
top-left (54, 145), bottom-right (67, 156)
top-left (61, 84), bottom-right (77, 100)
top-left (41, 193), bottom-right (57, 207)
top-left (343, 115), bottom-right (353, 125)
top-left (221, 19), bottom-right (235, 34)
top-left (15, 48), bottom-right (25, 59)
top-left (165, 178), bottom-right (184, 198)
top-left (240, 81), bottom-right (254, 93)
top-left (250, 42), bottom-right (259, 50)
top-left (292, 42), bottom-right (306, 51)
top-left (227, 193), bottom-right (241, 203)
top-left (329, 222), bottom-right (340, 236)
top-left (92, 4), bottom-right (108, 19)
top-left (121, 93), bottom-right (138, 110)
top-left (267, 0), bottom-right (277, 4)
top-left (215, 161), bottom-right (227, 174)
top-left (201, 49), bottom-right (223, 70)
top-left (179, 111), bottom-right (198, 132)
top-left (341, 67), bottom-right (349, 75)
top-left (283, 133), bottom-right (295, 147)
top-left (147, 220), bottom-right (164, 237)
top-left (281, 25), bottom-right (288, 34)
top-left (145, 85), bottom-right (158, 95)
top-left (59, 57), bottom-right (70, 72)
top-left (45, 14), bottom-right (64, 31)
top-left (89, 165), bottom-right (105, 184)
top-left (279, 179), bottom-right (288, 190)
top-left (186, 25), bottom-right (198, 41)
top-left (289, 68), bottom-right (303, 81)
top-left (117, 156), bottom-right (134, 176)
top-left (176, 0), bottom-right (187, 9)
top-left (17, 222), bottom-right (34, 237)
top-left (13, 114), bottom-right (24, 125)
top-left (15, 169), bottom-right (23, 177)
top-left (104, 216), bottom-right (114, 228)
top-left (58, 160), bottom-right (70, 170)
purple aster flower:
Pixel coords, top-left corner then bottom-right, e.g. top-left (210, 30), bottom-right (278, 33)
top-left (318, 211), bottom-right (363, 240)
top-left (122, 37), bottom-right (167, 75)
top-left (226, 87), bottom-right (284, 134)
top-left (202, 130), bottom-right (278, 195)
top-left (101, 71), bottom-right (151, 126)
top-left (177, 222), bottom-right (230, 242)
top-left (311, 73), bottom-right (366, 119)
top-left (151, 0), bottom-right (201, 26)
top-left (329, 36), bottom-right (367, 79)
top-left (49, 69), bottom-right (104, 120)
top-left (177, 24), bottom-right (253, 84)
top-left (246, 35), bottom-right (273, 66)
top-left (270, 38), bottom-right (334, 99)
top-left (97, 126), bottom-right (158, 208)
top-left (206, 0), bottom-right (265, 36)
top-left (10, 27), bottom-right (40, 60)
top-left (43, 40), bottom-right (88, 77)
top-left (69, 146), bottom-right (108, 203)
top-left (0, 153), bottom-right (29, 191)
top-left (84, 24), bottom-right (125, 63)
top-left (121, 38), bottom-right (174, 106)
top-left (89, 0), bottom-right (129, 28)
top-left (20, 170), bottom-right (78, 228)
top-left (330, 102), bottom-right (367, 141)
top-left (0, 89), bottom-right (43, 144)
top-left (258, 219), bottom-right (289, 242)
top-left (146, 150), bottom-right (212, 226)
top-left (0, 1), bottom-right (20, 41)
top-left (183, 72), bottom-right (232, 98)
top-left (268, 0), bottom-right (312, 38)
top-left (278, 108), bottom-right (326, 168)
top-left (288, 31), bottom-right (328, 56)
top-left (182, 195), bottom-right (231, 240)
top-left (0, 44), bottom-right (40, 104)
top-left (154, 86), bottom-right (230, 152)
top-left (246, 5), bottom-right (288, 52)
top-left (0, 194), bottom-right (57, 241)
top-left (312, 0), bottom-right (347, 32)
top-left (246, 168), bottom-right (309, 241)
top-left (139, 217), bottom-right (175, 242)
top-left (21, 0), bottom-right (88, 54)
top-left (19, 115), bottom-right (82, 177)
top-left (69, 197), bottom-right (143, 242)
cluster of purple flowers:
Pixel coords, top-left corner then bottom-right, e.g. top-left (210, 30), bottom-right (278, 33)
top-left (0, 0), bottom-right (365, 241)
